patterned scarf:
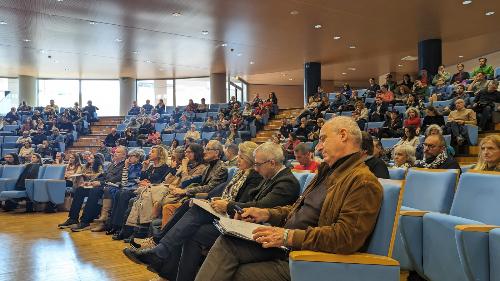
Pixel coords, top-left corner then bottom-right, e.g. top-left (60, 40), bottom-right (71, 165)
top-left (221, 169), bottom-right (250, 201)
top-left (415, 150), bottom-right (448, 169)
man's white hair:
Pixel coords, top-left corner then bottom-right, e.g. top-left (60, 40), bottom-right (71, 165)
top-left (326, 116), bottom-right (362, 146)
top-left (254, 142), bottom-right (285, 164)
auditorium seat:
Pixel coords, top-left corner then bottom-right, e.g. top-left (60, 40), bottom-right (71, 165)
top-left (302, 173), bottom-right (316, 193)
top-left (292, 172), bottom-right (311, 193)
top-left (289, 178), bottom-right (403, 281)
top-left (381, 138), bottom-right (400, 150)
top-left (388, 168), bottom-right (406, 180)
top-left (395, 168), bottom-right (459, 274)
top-left (490, 228), bottom-right (500, 281)
top-left (0, 165), bottom-right (25, 192)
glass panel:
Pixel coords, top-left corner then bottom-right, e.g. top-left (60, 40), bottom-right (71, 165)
top-left (137, 79), bottom-right (174, 107)
top-left (37, 79), bottom-right (79, 108)
top-left (81, 80), bottom-right (120, 116)
top-left (174, 77), bottom-right (210, 106)
top-left (0, 78), bottom-right (19, 114)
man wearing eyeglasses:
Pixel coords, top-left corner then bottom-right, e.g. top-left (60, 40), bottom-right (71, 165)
top-left (415, 134), bottom-right (460, 169)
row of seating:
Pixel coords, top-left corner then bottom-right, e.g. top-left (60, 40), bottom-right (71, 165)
top-left (380, 134), bottom-right (453, 149)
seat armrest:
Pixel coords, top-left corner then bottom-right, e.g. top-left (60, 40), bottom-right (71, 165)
top-left (400, 210), bottom-right (429, 217)
top-left (289, 251), bottom-right (399, 266)
top-left (455, 225), bottom-right (500, 232)
top-left (195, 193), bottom-right (209, 199)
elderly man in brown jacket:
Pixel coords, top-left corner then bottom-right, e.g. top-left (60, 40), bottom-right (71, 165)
top-left (194, 116), bottom-right (384, 281)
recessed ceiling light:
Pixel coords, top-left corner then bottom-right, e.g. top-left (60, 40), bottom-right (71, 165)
top-left (64, 67), bottom-right (70, 71)
top-left (349, 45), bottom-right (356, 49)
top-left (0, 21), bottom-right (7, 25)
top-left (172, 12), bottom-right (182, 17)
top-left (115, 38), bottom-right (123, 42)
top-left (281, 73), bottom-right (287, 76)
top-left (250, 61), bottom-right (255, 65)
top-left (146, 60), bottom-right (152, 63)
top-left (220, 43), bottom-right (228, 47)
top-left (398, 64), bottom-right (403, 67)
top-left (290, 10), bottom-right (299, 15)
top-left (237, 53), bottom-right (242, 57)
top-left (485, 11), bottom-right (495, 16)
top-left (89, 21), bottom-right (97, 25)
top-left (289, 78), bottom-right (293, 81)
top-left (53, 59), bottom-right (59, 63)
top-left (314, 24), bottom-right (322, 29)
top-left (462, 0), bottom-right (472, 4)
top-left (132, 50), bottom-right (139, 54)
top-left (401, 55), bottom-right (418, 61)
top-left (201, 30), bottom-right (209, 35)
top-left (348, 67), bottom-right (356, 71)
top-left (23, 39), bottom-right (31, 42)
top-left (341, 72), bottom-right (347, 75)
top-left (333, 36), bottom-right (341, 40)
top-left (57, 0), bottom-right (63, 2)
top-left (458, 55), bottom-right (464, 58)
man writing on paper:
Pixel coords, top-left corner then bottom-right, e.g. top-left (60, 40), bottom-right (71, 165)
top-left (195, 116), bottom-right (383, 281)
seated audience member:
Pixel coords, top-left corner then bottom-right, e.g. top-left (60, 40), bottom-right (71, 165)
top-left (19, 141), bottom-right (34, 163)
top-left (16, 131), bottom-right (32, 147)
top-left (251, 93), bottom-right (263, 107)
top-left (394, 126), bottom-right (420, 149)
top-left (53, 152), bottom-right (65, 165)
top-left (352, 101), bottom-right (369, 130)
top-left (292, 143), bottom-right (319, 172)
top-left (400, 74), bottom-right (414, 90)
top-left (17, 101), bottom-right (32, 113)
top-left (340, 83), bottom-right (352, 96)
top-left (307, 118), bottom-right (324, 143)
top-left (279, 118), bottom-right (294, 138)
top-left (185, 99), bottom-right (198, 113)
top-left (283, 133), bottom-right (301, 159)
top-left (228, 96), bottom-right (241, 110)
top-left (104, 128), bottom-right (121, 147)
top-left (202, 116), bottom-right (216, 132)
top-left (2, 153), bottom-right (20, 165)
top-left (432, 65), bottom-right (451, 85)
top-left (182, 117), bottom-right (384, 281)
top-left (404, 107), bottom-right (421, 130)
top-left (415, 134), bottom-right (460, 169)
top-left (467, 72), bottom-right (490, 94)
top-left (223, 143), bottom-right (239, 167)
top-left (378, 84), bottom-right (394, 103)
top-left (82, 100), bottom-right (99, 122)
top-left (361, 132), bottom-right (390, 178)
top-left (149, 108), bottom-right (160, 123)
top-left (447, 84), bottom-right (470, 111)
top-left (367, 77), bottom-right (381, 97)
top-left (446, 99), bottom-right (477, 146)
top-left (326, 92), bottom-right (346, 113)
top-left (97, 140), bottom-right (112, 162)
top-left (417, 68), bottom-right (433, 87)
top-left (395, 85), bottom-right (411, 104)
top-left (405, 94), bottom-right (419, 109)
top-left (31, 128), bottom-right (47, 145)
top-left (57, 146), bottom-right (126, 231)
top-left (155, 99), bottom-right (166, 114)
top-left (5, 107), bottom-right (19, 124)
top-left (36, 140), bottom-right (54, 159)
top-left (373, 139), bottom-right (390, 163)
top-left (225, 125), bottom-right (238, 145)
top-left (143, 99), bottom-right (154, 114)
top-left (128, 101), bottom-right (141, 115)
top-left (138, 118), bottom-right (154, 136)
top-left (472, 80), bottom-right (500, 131)
top-left (422, 106), bottom-right (445, 132)
top-left (431, 77), bottom-right (450, 101)
top-left (393, 144), bottom-right (416, 168)
top-left (241, 103), bottom-right (254, 121)
top-left (1, 153), bottom-right (43, 212)
top-left (317, 96), bottom-right (330, 112)
top-left (471, 57), bottom-right (494, 79)
top-left (197, 98), bottom-right (208, 113)
top-left (369, 96), bottom-right (388, 122)
top-left (295, 118), bottom-right (310, 141)
top-left (123, 141), bottom-right (302, 280)
top-left (412, 79), bottom-right (430, 100)
top-left (378, 110), bottom-right (403, 139)
top-left (44, 99), bottom-right (59, 116)
top-left (471, 135), bottom-right (500, 172)
top-left (185, 124), bottom-right (201, 141)
top-left (309, 107), bottom-right (323, 121)
top-left (451, 63), bottom-right (470, 86)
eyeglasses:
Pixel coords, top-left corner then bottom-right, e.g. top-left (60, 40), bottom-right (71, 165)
top-left (254, 160), bottom-right (271, 168)
top-left (423, 143), bottom-right (438, 149)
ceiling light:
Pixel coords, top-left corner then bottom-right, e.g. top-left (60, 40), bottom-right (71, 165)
top-left (64, 67), bottom-right (70, 71)
top-left (290, 10), bottom-right (299, 15)
top-left (39, 50), bottom-right (46, 54)
top-left (401, 55), bottom-right (418, 61)
top-left (281, 73), bottom-right (287, 76)
top-left (349, 45), bottom-right (356, 49)
top-left (458, 55), bottom-right (464, 58)
top-left (348, 67), bottom-right (356, 71)
top-left (146, 60), bottom-right (152, 63)
top-left (314, 24), bottom-right (322, 29)
top-left (333, 36), bottom-right (341, 40)
top-left (485, 11), bottom-right (495, 16)
top-left (23, 39), bottom-right (31, 42)
top-left (53, 59), bottom-right (59, 63)
top-left (132, 50), bottom-right (139, 54)
top-left (398, 64), bottom-right (403, 67)
top-left (172, 12), bottom-right (182, 17)
top-left (289, 78), bottom-right (293, 81)
top-left (250, 61), bottom-right (255, 65)
top-left (89, 21), bottom-right (97, 25)
top-left (115, 38), bottom-right (123, 42)
top-left (0, 21), bottom-right (7, 25)
top-left (462, 0), bottom-right (472, 4)
top-left (201, 30), bottom-right (209, 35)
top-left (237, 53), bottom-right (242, 57)
top-left (341, 72), bottom-right (347, 75)
top-left (57, 0), bottom-right (63, 2)
top-left (220, 43), bottom-right (228, 47)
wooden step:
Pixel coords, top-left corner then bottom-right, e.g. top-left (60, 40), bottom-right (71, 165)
top-left (467, 146), bottom-right (479, 155)
top-left (455, 155), bottom-right (477, 164)
top-left (495, 123), bottom-right (500, 130)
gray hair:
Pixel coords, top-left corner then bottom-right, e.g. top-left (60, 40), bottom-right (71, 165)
top-left (326, 116), bottom-right (362, 146)
top-left (128, 148), bottom-right (145, 161)
top-left (172, 147), bottom-right (185, 160)
top-left (115, 145), bottom-right (128, 156)
top-left (254, 142), bottom-right (285, 164)
top-left (225, 143), bottom-right (239, 156)
top-left (425, 124), bottom-right (443, 136)
top-left (393, 145), bottom-right (416, 165)
top-left (207, 140), bottom-right (224, 159)
top-left (294, 143), bottom-right (311, 154)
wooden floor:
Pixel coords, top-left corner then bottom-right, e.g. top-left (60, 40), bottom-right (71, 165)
top-left (0, 211), bottom-right (156, 281)
top-left (0, 211), bottom-right (409, 281)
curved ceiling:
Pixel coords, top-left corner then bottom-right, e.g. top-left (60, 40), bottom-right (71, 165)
top-left (0, 0), bottom-right (499, 84)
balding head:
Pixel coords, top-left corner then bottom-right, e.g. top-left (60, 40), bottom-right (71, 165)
top-left (316, 116), bottom-right (362, 166)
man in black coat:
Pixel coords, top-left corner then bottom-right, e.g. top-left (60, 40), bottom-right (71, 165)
top-left (369, 96), bottom-right (389, 122)
top-left (123, 142), bottom-right (301, 279)
top-left (361, 132), bottom-right (390, 179)
top-left (415, 134), bottom-right (460, 170)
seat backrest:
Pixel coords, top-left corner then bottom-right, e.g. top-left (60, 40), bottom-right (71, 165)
top-left (227, 167), bottom-right (238, 180)
top-left (302, 173), bottom-right (316, 194)
top-left (1, 165), bottom-right (26, 179)
top-left (381, 138), bottom-right (400, 149)
top-left (366, 179), bottom-right (403, 257)
top-left (2, 148), bottom-right (19, 157)
top-left (0, 165), bottom-right (3, 177)
top-left (202, 131), bottom-right (215, 140)
top-left (41, 165), bottom-right (66, 180)
top-left (292, 172), bottom-right (311, 193)
top-left (4, 136), bottom-right (18, 143)
top-left (450, 171), bottom-right (500, 225)
top-left (402, 168), bottom-right (459, 213)
top-left (388, 168), bottom-right (406, 180)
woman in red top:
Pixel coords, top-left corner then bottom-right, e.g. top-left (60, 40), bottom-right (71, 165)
top-left (378, 84), bottom-right (394, 103)
top-left (404, 107), bottom-right (421, 130)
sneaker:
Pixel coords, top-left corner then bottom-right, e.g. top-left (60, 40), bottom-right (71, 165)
top-left (71, 222), bottom-right (91, 232)
top-left (131, 237), bottom-right (157, 250)
top-left (58, 218), bottom-right (79, 229)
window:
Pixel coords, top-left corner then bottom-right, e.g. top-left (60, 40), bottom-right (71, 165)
top-left (137, 80), bottom-right (174, 107)
top-left (175, 77), bottom-right (210, 106)
top-left (81, 80), bottom-right (120, 116)
top-left (37, 79), bottom-right (79, 108)
top-left (0, 78), bottom-right (19, 114)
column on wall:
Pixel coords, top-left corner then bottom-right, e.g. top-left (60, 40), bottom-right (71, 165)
top-left (304, 62), bottom-right (321, 105)
top-left (418, 39), bottom-right (442, 76)
top-left (119, 77), bottom-right (136, 116)
top-left (210, 73), bottom-right (226, 104)
top-left (18, 75), bottom-right (37, 106)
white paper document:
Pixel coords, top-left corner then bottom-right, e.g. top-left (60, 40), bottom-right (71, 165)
top-left (191, 198), bottom-right (226, 219)
top-left (215, 217), bottom-right (263, 241)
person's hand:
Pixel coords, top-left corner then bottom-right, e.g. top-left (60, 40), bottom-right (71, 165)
top-left (124, 158), bottom-right (130, 168)
top-left (138, 179), bottom-right (150, 187)
top-left (142, 159), bottom-right (150, 168)
top-left (252, 226), bottom-right (287, 248)
top-left (235, 207), bottom-right (270, 223)
top-left (181, 158), bottom-right (189, 168)
top-left (170, 187), bottom-right (186, 196)
top-left (91, 181), bottom-right (100, 187)
top-left (210, 199), bottom-right (229, 213)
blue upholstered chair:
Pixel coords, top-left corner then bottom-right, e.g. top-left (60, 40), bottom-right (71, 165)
top-left (302, 173), bottom-right (316, 193)
top-left (395, 168), bottom-right (459, 275)
top-left (490, 228), bottom-right (500, 281)
top-left (381, 138), bottom-right (401, 150)
top-left (0, 165), bottom-right (26, 192)
top-left (388, 168), bottom-right (406, 180)
top-left (292, 172), bottom-right (311, 193)
top-left (175, 133), bottom-right (186, 145)
top-left (465, 124), bottom-right (479, 146)
top-left (365, 121), bottom-right (385, 131)
top-left (289, 179), bottom-right (404, 281)
top-left (404, 171), bottom-right (500, 281)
